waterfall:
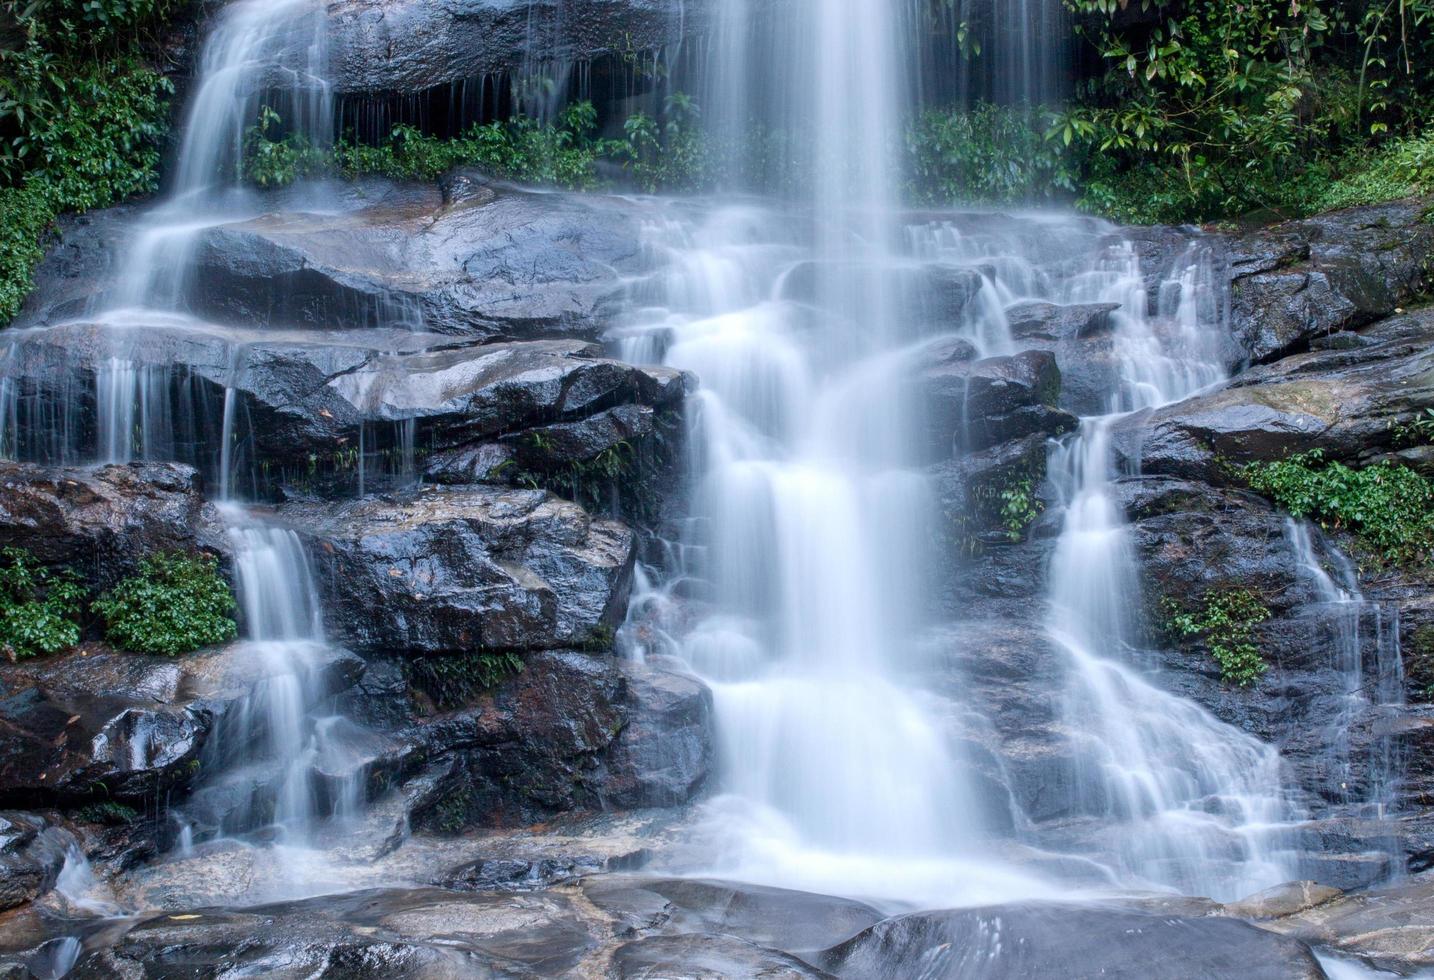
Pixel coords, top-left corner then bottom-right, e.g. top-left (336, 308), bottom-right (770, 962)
top-left (113, 0), bottom-right (330, 313)
top-left (1286, 520), bottom-right (1406, 818)
top-left (1038, 241), bottom-right (1297, 900)
top-left (180, 506), bottom-right (366, 848)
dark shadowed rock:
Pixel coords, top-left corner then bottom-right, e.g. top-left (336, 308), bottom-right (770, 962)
top-left (916, 345), bottom-right (1075, 457)
top-left (816, 903), bottom-right (1325, 979)
top-left (1110, 308), bottom-right (1434, 479)
top-left (1223, 198), bottom-right (1434, 364)
top-left (0, 813), bottom-right (74, 911)
top-left (0, 461), bottom-right (226, 589)
top-left (327, 0), bottom-right (706, 96)
top-left (283, 486), bottom-right (635, 655)
top-left (2, 319), bottom-right (685, 496)
top-left (396, 652), bottom-right (711, 828)
top-left (0, 644), bottom-right (362, 807)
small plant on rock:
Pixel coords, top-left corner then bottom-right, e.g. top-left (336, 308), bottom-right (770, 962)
top-left (0, 547), bottom-right (85, 661)
top-left (1165, 588), bottom-right (1272, 687)
top-left (92, 552), bottom-right (238, 656)
top-left (998, 477), bottom-right (1044, 542)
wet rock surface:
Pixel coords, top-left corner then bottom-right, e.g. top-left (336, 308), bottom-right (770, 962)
top-left (1110, 308), bottom-right (1434, 479)
top-left (917, 344), bottom-right (1076, 456)
top-left (282, 486), bottom-right (636, 655)
top-left (817, 903), bottom-right (1326, 980)
top-left (0, 462), bottom-right (226, 589)
top-left (327, 0), bottom-right (707, 97)
top-left (389, 652), bottom-right (712, 827)
top-left (1221, 198), bottom-right (1434, 364)
top-left (0, 643), bottom-right (363, 807)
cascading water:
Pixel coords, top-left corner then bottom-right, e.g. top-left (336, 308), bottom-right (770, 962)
top-left (178, 506), bottom-right (368, 859)
top-left (1286, 520), bottom-right (1406, 819)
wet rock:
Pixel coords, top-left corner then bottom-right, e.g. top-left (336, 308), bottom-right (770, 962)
top-left (0, 643), bottom-right (362, 806)
top-left (1006, 300), bottom-right (1119, 342)
top-left (1110, 308), bottom-right (1434, 478)
top-left (609, 933), bottom-right (831, 979)
top-left (66, 886), bottom-right (605, 978)
top-left (583, 875), bottom-right (882, 954)
top-left (1226, 881), bottom-right (1344, 920)
top-left (0, 813), bottom-right (74, 911)
top-left (815, 903), bottom-right (1325, 979)
top-left (603, 656), bottom-right (714, 807)
top-left (284, 486), bottom-right (635, 655)
top-left (2, 319), bottom-right (685, 497)
top-left (190, 183), bottom-right (648, 339)
top-left (327, 0), bottom-right (705, 97)
top-left (397, 653), bottom-right (711, 828)
top-left (917, 346), bottom-right (1075, 457)
top-left (930, 431), bottom-right (1051, 552)
top-left (1222, 198), bottom-right (1434, 364)
top-left (0, 461), bottom-right (226, 589)
top-left (1262, 869), bottom-right (1434, 973)
top-left (923, 620), bottom-right (1075, 825)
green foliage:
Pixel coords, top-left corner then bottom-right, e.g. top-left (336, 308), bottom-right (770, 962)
top-left (908, 103), bottom-right (1078, 205)
top-left (404, 651), bottom-right (525, 710)
top-left (0, 183), bottom-right (51, 324)
top-left (0, 546), bottom-right (84, 661)
top-left (244, 97), bottom-right (710, 194)
top-left (999, 477), bottom-right (1045, 542)
top-left (73, 801), bottom-right (139, 825)
top-left (1245, 450), bottom-right (1434, 563)
top-left (1165, 587), bottom-right (1272, 686)
top-left (1309, 131), bottom-right (1434, 211)
top-left (1059, 0), bottom-right (1434, 223)
top-left (0, 0), bottom-right (177, 324)
top-left (241, 105), bottom-right (326, 188)
top-left (92, 552), bottom-right (238, 656)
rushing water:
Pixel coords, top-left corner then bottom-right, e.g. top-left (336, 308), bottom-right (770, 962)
top-left (2, 0), bottom-right (1413, 932)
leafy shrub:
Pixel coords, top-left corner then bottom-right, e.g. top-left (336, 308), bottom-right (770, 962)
top-left (908, 103), bottom-right (1077, 205)
top-left (1166, 588), bottom-right (1272, 686)
top-left (1245, 450), bottom-right (1434, 564)
top-left (0, 546), bottom-right (84, 661)
top-left (245, 97), bottom-right (711, 194)
top-left (999, 477), bottom-right (1044, 542)
top-left (1310, 131), bottom-right (1434, 211)
top-left (0, 0), bottom-right (177, 325)
top-left (92, 552), bottom-right (238, 655)
top-left (1058, 0), bottom-right (1434, 223)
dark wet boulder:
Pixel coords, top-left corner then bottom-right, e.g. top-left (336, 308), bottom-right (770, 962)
top-left (815, 903), bottom-right (1325, 979)
top-left (0, 644), bottom-right (362, 807)
top-left (916, 345), bottom-right (1075, 458)
top-left (190, 183), bottom-right (649, 339)
top-left (583, 875), bottom-right (882, 954)
top-left (609, 934), bottom-right (831, 979)
top-left (396, 652), bottom-right (711, 828)
top-left (0, 461), bottom-right (226, 589)
top-left (283, 486), bottom-right (636, 656)
top-left (327, 0), bottom-right (706, 97)
top-left (1222, 197), bottom-right (1434, 364)
top-left (0, 812), bottom-right (75, 911)
top-left (1006, 300), bottom-right (1118, 343)
top-left (1109, 308), bottom-right (1434, 479)
top-left (2, 320), bottom-right (686, 497)
top-left (61, 886), bottom-right (605, 978)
